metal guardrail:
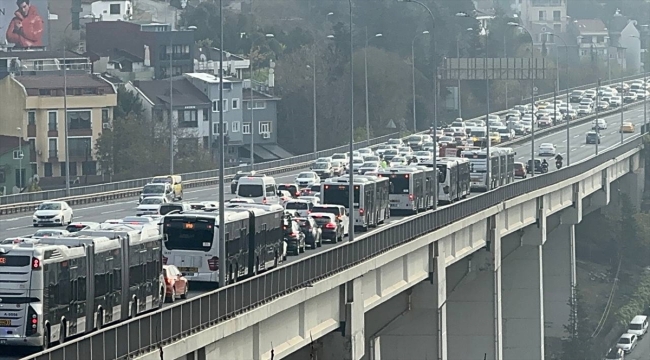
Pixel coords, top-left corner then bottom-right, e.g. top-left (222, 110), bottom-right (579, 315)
top-left (24, 134), bottom-right (644, 360)
top-left (2, 72), bottom-right (646, 209)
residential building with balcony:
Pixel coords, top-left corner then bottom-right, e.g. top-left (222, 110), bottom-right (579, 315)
top-left (0, 135), bottom-right (33, 195)
top-left (519, 0), bottom-right (567, 49)
top-left (0, 74), bottom-right (117, 188)
top-left (127, 77), bottom-right (212, 157)
top-left (572, 19), bottom-right (610, 61)
top-left (86, 21), bottom-right (195, 80)
top-left (0, 50), bottom-right (91, 79)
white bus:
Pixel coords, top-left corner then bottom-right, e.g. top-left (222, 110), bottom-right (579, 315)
top-left (0, 224), bottom-right (164, 349)
top-left (162, 206), bottom-right (284, 284)
top-left (320, 175), bottom-right (390, 231)
top-left (436, 157), bottom-right (471, 204)
top-left (461, 148), bottom-right (515, 191)
top-left (495, 147), bottom-right (516, 186)
top-left (377, 167), bottom-right (431, 214)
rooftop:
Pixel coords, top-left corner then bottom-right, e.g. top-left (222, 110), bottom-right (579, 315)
top-left (133, 77), bottom-right (211, 107)
top-left (242, 88), bottom-right (280, 101)
top-left (195, 47), bottom-right (248, 63)
top-left (0, 50), bottom-right (86, 60)
top-left (184, 72), bottom-right (240, 84)
top-left (14, 74), bottom-right (116, 91)
top-left (575, 19), bottom-right (608, 34)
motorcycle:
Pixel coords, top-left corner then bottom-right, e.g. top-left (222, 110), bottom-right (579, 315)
top-left (556, 160), bottom-right (563, 170)
top-left (526, 159), bottom-right (549, 174)
top-left (541, 162), bottom-right (549, 173)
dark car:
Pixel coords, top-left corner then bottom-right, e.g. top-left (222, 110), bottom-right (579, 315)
top-left (586, 131), bottom-right (601, 144)
top-left (296, 217), bottom-right (322, 249)
top-left (513, 162), bottom-right (527, 179)
top-left (278, 184), bottom-right (300, 198)
top-left (310, 212), bottom-right (343, 243)
top-left (231, 171), bottom-right (256, 194)
top-left (283, 218), bottom-right (305, 255)
top-left (65, 222), bottom-right (101, 233)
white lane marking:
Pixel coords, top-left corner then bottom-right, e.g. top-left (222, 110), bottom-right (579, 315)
top-left (101, 209), bottom-right (124, 215)
top-left (6, 226), bottom-right (28, 231)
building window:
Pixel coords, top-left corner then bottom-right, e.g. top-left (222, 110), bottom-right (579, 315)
top-left (68, 162), bottom-right (78, 176)
top-left (212, 100), bottom-right (227, 112)
top-left (538, 10), bottom-right (545, 21)
top-left (213, 122), bottom-right (228, 135)
top-left (597, 36), bottom-right (605, 43)
top-left (178, 110), bottom-right (198, 127)
top-left (82, 161), bottom-right (97, 175)
top-left (68, 138), bottom-right (92, 158)
top-left (48, 138), bottom-right (58, 158)
top-left (28, 111), bottom-right (35, 125)
top-left (102, 108), bottom-right (110, 122)
top-left (247, 100), bottom-right (266, 110)
top-left (31, 164), bottom-right (37, 175)
top-left (553, 10), bottom-right (561, 22)
top-left (110, 3), bottom-right (121, 14)
top-left (48, 111), bottom-right (57, 131)
top-left (231, 121), bottom-right (241, 133)
top-left (28, 139), bottom-right (36, 162)
top-left (202, 110), bottom-right (208, 122)
top-left (232, 98), bottom-right (240, 110)
top-left (68, 110), bottom-right (91, 130)
top-left (44, 163), bottom-right (52, 177)
top-left (242, 122), bottom-right (251, 134)
top-left (259, 121), bottom-right (271, 134)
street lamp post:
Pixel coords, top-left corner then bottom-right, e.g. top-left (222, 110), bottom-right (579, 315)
top-left (412, 30), bottom-right (430, 131)
top-left (218, 0), bottom-right (226, 287)
top-left (400, 0), bottom-right (437, 209)
top-left (544, 32), bottom-right (571, 166)
top-left (311, 12), bottom-right (335, 154)
top-left (347, 0), bottom-right (355, 242)
top-left (364, 29), bottom-right (383, 142)
top-left (509, 22), bottom-right (536, 176)
top-left (631, 34), bottom-right (648, 134)
top-left (17, 127), bottom-right (22, 189)
top-left (248, 33), bottom-right (275, 167)
top-left (458, 11), bottom-right (494, 189)
top-left (62, 21), bottom-right (74, 196)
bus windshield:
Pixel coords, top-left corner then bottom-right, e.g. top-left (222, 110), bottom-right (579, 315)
top-left (388, 175), bottom-right (410, 194)
top-left (323, 185), bottom-right (360, 207)
top-left (164, 218), bottom-right (214, 252)
top-left (436, 165), bottom-right (448, 183)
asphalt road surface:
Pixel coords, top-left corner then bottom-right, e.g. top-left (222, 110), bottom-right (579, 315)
top-left (0, 103), bottom-right (646, 359)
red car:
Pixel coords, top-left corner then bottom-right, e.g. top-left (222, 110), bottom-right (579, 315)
top-left (514, 162), bottom-right (527, 178)
top-left (162, 265), bottom-right (189, 302)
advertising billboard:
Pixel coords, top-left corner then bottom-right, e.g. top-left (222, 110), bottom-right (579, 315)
top-left (0, 0), bottom-right (49, 48)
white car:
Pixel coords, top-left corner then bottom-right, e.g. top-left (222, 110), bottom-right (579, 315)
top-left (136, 196), bottom-right (168, 216)
top-left (413, 151), bottom-right (432, 163)
top-left (33, 201), bottom-right (73, 227)
top-left (358, 161), bottom-right (380, 174)
top-left (357, 148), bottom-right (374, 156)
top-left (616, 333), bottom-right (637, 353)
top-left (592, 118), bottom-right (608, 130)
top-left (577, 105), bottom-right (592, 116)
top-left (351, 157), bottom-right (365, 173)
top-left (295, 171), bottom-right (321, 187)
top-left (538, 143), bottom-right (557, 156)
top-left (284, 199), bottom-right (314, 217)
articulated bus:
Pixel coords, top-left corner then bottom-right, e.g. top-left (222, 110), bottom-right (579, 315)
top-left (436, 157), bottom-right (471, 203)
top-left (0, 223), bottom-right (164, 350)
top-left (377, 166), bottom-right (434, 214)
top-left (461, 148), bottom-right (515, 191)
top-left (162, 206), bottom-right (284, 284)
top-left (321, 175), bottom-right (390, 231)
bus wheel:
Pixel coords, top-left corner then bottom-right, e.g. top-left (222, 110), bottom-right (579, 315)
top-left (42, 326), bottom-right (51, 350)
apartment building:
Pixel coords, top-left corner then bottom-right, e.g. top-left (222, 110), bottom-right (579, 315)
top-left (0, 73), bottom-right (117, 185)
top-left (0, 135), bottom-right (33, 195)
top-left (0, 50), bottom-right (91, 79)
top-left (86, 20), bottom-right (195, 80)
top-left (518, 0), bottom-right (567, 49)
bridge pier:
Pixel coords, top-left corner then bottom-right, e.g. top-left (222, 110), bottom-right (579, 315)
top-left (319, 278), bottom-right (365, 360)
top-left (501, 223), bottom-right (545, 360)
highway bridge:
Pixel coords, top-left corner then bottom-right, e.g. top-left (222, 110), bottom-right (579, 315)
top-left (10, 81), bottom-right (650, 360)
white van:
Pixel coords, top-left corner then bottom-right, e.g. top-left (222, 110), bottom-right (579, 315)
top-left (236, 174), bottom-right (279, 204)
top-left (627, 315), bottom-right (648, 337)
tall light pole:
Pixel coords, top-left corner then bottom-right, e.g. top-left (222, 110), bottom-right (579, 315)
top-left (509, 21), bottom-right (536, 176)
top-left (62, 21), bottom-right (74, 196)
top-left (218, 0), bottom-right (226, 287)
top-left (364, 29), bottom-right (383, 142)
top-left (17, 127), bottom-right (22, 189)
top-left (412, 30), bottom-right (430, 131)
top-left (620, 76), bottom-right (624, 144)
top-left (632, 34), bottom-right (648, 133)
top-left (248, 33), bottom-right (275, 167)
top-left (168, 25), bottom-right (197, 174)
top-left (400, 0), bottom-right (437, 209)
top-left (311, 12), bottom-right (335, 154)
top-left (347, 0), bottom-right (355, 242)
top-left (458, 11), bottom-right (494, 189)
top-left (596, 79), bottom-right (601, 155)
top-left (545, 32), bottom-right (571, 165)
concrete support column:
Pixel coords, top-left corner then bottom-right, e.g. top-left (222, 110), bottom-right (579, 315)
top-left (447, 215), bottom-right (502, 360)
top-left (501, 225), bottom-right (545, 360)
top-left (543, 224), bottom-right (576, 341)
top-left (321, 278), bottom-right (365, 360)
top-left (619, 171), bottom-right (644, 209)
top-left (367, 242), bottom-right (448, 360)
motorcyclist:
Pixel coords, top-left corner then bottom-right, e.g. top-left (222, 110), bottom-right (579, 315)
top-left (541, 159), bottom-right (549, 170)
top-left (409, 156), bottom-right (418, 165)
top-left (554, 154), bottom-right (563, 162)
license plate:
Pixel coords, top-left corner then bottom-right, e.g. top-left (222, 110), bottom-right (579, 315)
top-left (178, 267), bottom-right (198, 273)
top-left (0, 319), bottom-right (11, 326)
top-left (390, 204), bottom-right (398, 207)
top-left (0, 339), bottom-right (6, 344)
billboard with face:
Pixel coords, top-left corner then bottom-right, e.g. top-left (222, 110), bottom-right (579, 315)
top-left (0, 0), bottom-right (48, 48)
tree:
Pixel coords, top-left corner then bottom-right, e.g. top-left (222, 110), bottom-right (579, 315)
top-left (562, 288), bottom-right (596, 360)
